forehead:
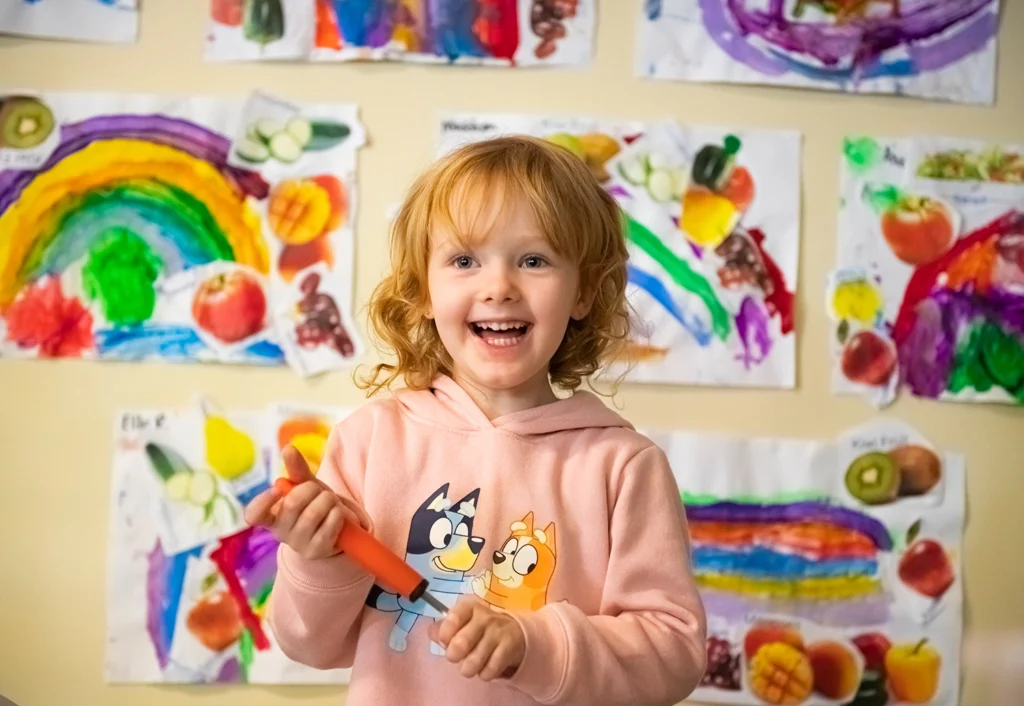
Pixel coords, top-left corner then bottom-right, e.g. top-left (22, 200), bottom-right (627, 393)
top-left (429, 174), bottom-right (543, 250)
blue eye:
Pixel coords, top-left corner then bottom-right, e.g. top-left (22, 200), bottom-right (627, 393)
top-left (451, 255), bottom-right (474, 269)
top-left (521, 255), bottom-right (547, 268)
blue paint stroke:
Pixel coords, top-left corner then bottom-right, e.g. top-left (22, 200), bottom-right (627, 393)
top-left (95, 325), bottom-right (285, 364)
top-left (627, 263), bottom-right (712, 346)
top-left (692, 546), bottom-right (880, 581)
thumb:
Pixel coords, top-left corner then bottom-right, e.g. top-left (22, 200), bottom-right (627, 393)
top-left (282, 444), bottom-right (316, 484)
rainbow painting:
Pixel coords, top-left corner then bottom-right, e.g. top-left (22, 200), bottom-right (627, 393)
top-left (107, 404), bottom-right (353, 684)
top-left (636, 1), bottom-right (1001, 106)
top-left (204, 0), bottom-right (595, 66)
top-left (648, 423), bottom-right (966, 705)
top-left (0, 0), bottom-right (138, 44)
top-left (0, 91), bottom-right (365, 373)
top-left (436, 113), bottom-right (799, 389)
top-left (831, 134), bottom-right (1024, 408)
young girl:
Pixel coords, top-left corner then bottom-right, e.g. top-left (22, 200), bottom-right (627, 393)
top-left (244, 135), bottom-right (708, 705)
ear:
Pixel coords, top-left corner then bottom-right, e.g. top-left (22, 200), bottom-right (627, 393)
top-left (421, 483), bottom-right (450, 512)
top-left (570, 283), bottom-right (594, 321)
top-left (542, 522), bottom-right (556, 554)
top-left (452, 488), bottom-right (480, 518)
top-left (511, 511), bottom-right (534, 534)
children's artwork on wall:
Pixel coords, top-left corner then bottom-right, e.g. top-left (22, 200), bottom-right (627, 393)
top-left (437, 113), bottom-right (800, 389)
top-left (830, 134), bottom-right (1024, 408)
top-left (0, 0), bottom-right (138, 44)
top-left (205, 0), bottom-right (594, 66)
top-left (645, 419), bottom-right (965, 706)
top-left (635, 1), bottom-right (1001, 106)
top-left (0, 90), bottom-right (365, 376)
top-left (106, 401), bottom-right (354, 683)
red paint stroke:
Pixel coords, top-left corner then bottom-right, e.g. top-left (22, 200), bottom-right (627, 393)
top-left (210, 528), bottom-right (270, 651)
top-left (474, 0), bottom-right (519, 62)
top-left (315, 0), bottom-right (343, 50)
top-left (747, 228), bottom-right (794, 335)
top-left (3, 276), bottom-right (94, 357)
top-left (892, 210), bottom-right (1024, 344)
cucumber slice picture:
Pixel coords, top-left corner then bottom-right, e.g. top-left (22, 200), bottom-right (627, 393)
top-left (234, 136), bottom-right (270, 164)
top-left (647, 169), bottom-right (675, 202)
top-left (284, 116), bottom-right (312, 149)
top-left (306, 120), bottom-right (351, 151)
top-left (165, 472), bottom-right (192, 502)
top-left (619, 156), bottom-right (649, 187)
top-left (669, 168), bottom-right (689, 199)
top-left (187, 471), bottom-right (218, 508)
top-left (254, 117), bottom-right (283, 143)
top-left (268, 131), bottom-right (302, 163)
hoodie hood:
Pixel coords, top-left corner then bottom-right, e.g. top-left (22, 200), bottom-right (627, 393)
top-left (395, 375), bottom-right (633, 437)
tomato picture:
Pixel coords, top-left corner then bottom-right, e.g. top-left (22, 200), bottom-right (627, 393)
top-left (880, 195), bottom-right (957, 267)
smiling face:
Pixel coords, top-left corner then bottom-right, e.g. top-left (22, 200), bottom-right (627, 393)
top-left (426, 191), bottom-right (590, 402)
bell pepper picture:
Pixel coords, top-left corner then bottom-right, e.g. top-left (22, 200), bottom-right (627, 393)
top-left (884, 638), bottom-right (941, 703)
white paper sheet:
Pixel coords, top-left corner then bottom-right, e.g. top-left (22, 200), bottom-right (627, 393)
top-left (0, 0), bottom-right (138, 43)
top-left (635, 1), bottom-right (1001, 106)
top-left (643, 419), bottom-right (965, 706)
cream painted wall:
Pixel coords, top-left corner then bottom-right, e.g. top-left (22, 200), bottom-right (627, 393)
top-left (1, 1), bottom-right (1023, 705)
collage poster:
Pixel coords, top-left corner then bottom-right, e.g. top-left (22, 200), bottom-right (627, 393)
top-left (636, 1), bottom-right (1001, 106)
top-left (437, 113), bottom-right (801, 389)
top-left (0, 90), bottom-right (366, 377)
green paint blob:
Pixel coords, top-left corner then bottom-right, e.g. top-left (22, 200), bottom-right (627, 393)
top-left (239, 628), bottom-right (254, 682)
top-left (623, 213), bottom-right (732, 340)
top-left (844, 136), bottom-right (882, 174)
top-left (861, 182), bottom-right (904, 214)
top-left (81, 228), bottom-right (163, 327)
top-left (949, 321), bottom-right (1024, 400)
top-left (681, 490), bottom-right (829, 506)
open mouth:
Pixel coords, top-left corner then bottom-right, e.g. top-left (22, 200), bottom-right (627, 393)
top-left (469, 320), bottom-right (532, 348)
top-left (432, 556), bottom-right (456, 573)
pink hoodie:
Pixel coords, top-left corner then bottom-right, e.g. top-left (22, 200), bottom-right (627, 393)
top-left (267, 376), bottom-right (707, 705)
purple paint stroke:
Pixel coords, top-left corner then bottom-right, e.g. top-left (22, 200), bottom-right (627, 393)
top-left (216, 657), bottom-right (243, 683)
top-left (734, 295), bottom-right (772, 369)
top-left (235, 527), bottom-right (279, 599)
top-left (145, 541), bottom-right (171, 670)
top-left (701, 0), bottom-right (996, 78)
top-left (698, 587), bottom-right (893, 628)
top-left (0, 113), bottom-right (269, 213)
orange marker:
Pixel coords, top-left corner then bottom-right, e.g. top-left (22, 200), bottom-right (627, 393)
top-left (272, 477), bottom-right (448, 614)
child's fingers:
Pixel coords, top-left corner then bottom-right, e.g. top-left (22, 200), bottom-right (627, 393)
top-left (458, 628), bottom-right (500, 679)
top-left (289, 491), bottom-right (338, 551)
top-left (478, 638), bottom-right (516, 681)
top-left (307, 505), bottom-right (345, 557)
top-left (435, 598), bottom-right (475, 647)
top-left (273, 481), bottom-right (321, 535)
top-left (243, 488), bottom-right (280, 528)
top-left (443, 614), bottom-right (486, 664)
top-left (281, 444), bottom-right (317, 484)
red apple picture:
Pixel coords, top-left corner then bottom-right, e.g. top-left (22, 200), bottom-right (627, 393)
top-left (852, 632), bottom-right (892, 675)
top-left (840, 329), bottom-right (897, 386)
top-left (880, 195), bottom-right (956, 267)
top-left (898, 538), bottom-right (955, 600)
top-left (191, 269), bottom-right (268, 344)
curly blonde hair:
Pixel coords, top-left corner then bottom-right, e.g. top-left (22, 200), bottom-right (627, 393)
top-left (357, 134), bottom-right (630, 397)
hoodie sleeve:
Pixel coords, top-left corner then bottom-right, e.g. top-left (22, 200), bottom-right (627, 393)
top-left (506, 443), bottom-right (708, 706)
top-left (266, 418), bottom-right (377, 670)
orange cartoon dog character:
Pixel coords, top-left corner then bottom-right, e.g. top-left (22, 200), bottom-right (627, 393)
top-left (473, 512), bottom-right (557, 613)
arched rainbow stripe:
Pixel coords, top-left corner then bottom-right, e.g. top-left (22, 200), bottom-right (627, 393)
top-left (0, 114), bottom-right (270, 308)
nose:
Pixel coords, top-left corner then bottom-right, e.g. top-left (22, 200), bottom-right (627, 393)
top-left (492, 551), bottom-right (506, 564)
top-left (480, 264), bottom-right (519, 303)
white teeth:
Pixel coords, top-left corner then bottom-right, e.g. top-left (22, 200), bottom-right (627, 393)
top-left (474, 321), bottom-right (527, 331)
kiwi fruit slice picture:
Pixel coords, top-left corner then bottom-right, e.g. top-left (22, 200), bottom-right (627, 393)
top-left (889, 444), bottom-right (942, 496)
top-left (845, 451), bottom-right (900, 505)
top-left (0, 96), bottom-right (55, 150)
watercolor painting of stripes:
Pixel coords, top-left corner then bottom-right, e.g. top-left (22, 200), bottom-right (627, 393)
top-left (0, 0), bottom-right (137, 43)
top-left (0, 90), bottom-right (365, 375)
top-left (828, 134), bottom-right (1024, 408)
top-left (106, 403), bottom-right (354, 683)
top-left (437, 113), bottom-right (800, 389)
top-left (647, 419), bottom-right (965, 705)
top-left (204, 0), bottom-right (595, 67)
top-left (636, 1), bottom-right (1001, 105)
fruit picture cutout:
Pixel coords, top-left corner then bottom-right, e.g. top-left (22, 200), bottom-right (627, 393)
top-left (437, 113), bottom-right (799, 390)
top-left (107, 402), bottom-right (354, 684)
top-left (205, 0), bottom-right (595, 67)
top-left (830, 134), bottom-right (1024, 408)
top-left (0, 90), bottom-right (365, 376)
top-left (646, 420), bottom-right (965, 706)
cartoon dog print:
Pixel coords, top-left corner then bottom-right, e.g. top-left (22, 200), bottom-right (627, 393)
top-left (367, 483), bottom-right (485, 654)
top-left (473, 512), bottom-right (557, 613)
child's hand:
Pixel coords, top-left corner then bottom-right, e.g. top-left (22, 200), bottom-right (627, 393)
top-left (244, 445), bottom-right (361, 560)
top-left (429, 596), bottom-right (526, 681)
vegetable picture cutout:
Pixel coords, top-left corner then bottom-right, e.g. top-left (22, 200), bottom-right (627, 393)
top-left (437, 113), bottom-right (799, 390)
top-left (0, 90), bottom-right (365, 376)
top-left (646, 419), bottom-right (965, 706)
top-left (831, 135), bottom-right (1024, 408)
top-left (108, 403), bottom-right (355, 684)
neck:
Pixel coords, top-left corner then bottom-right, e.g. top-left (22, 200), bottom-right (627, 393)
top-left (453, 371), bottom-right (558, 420)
